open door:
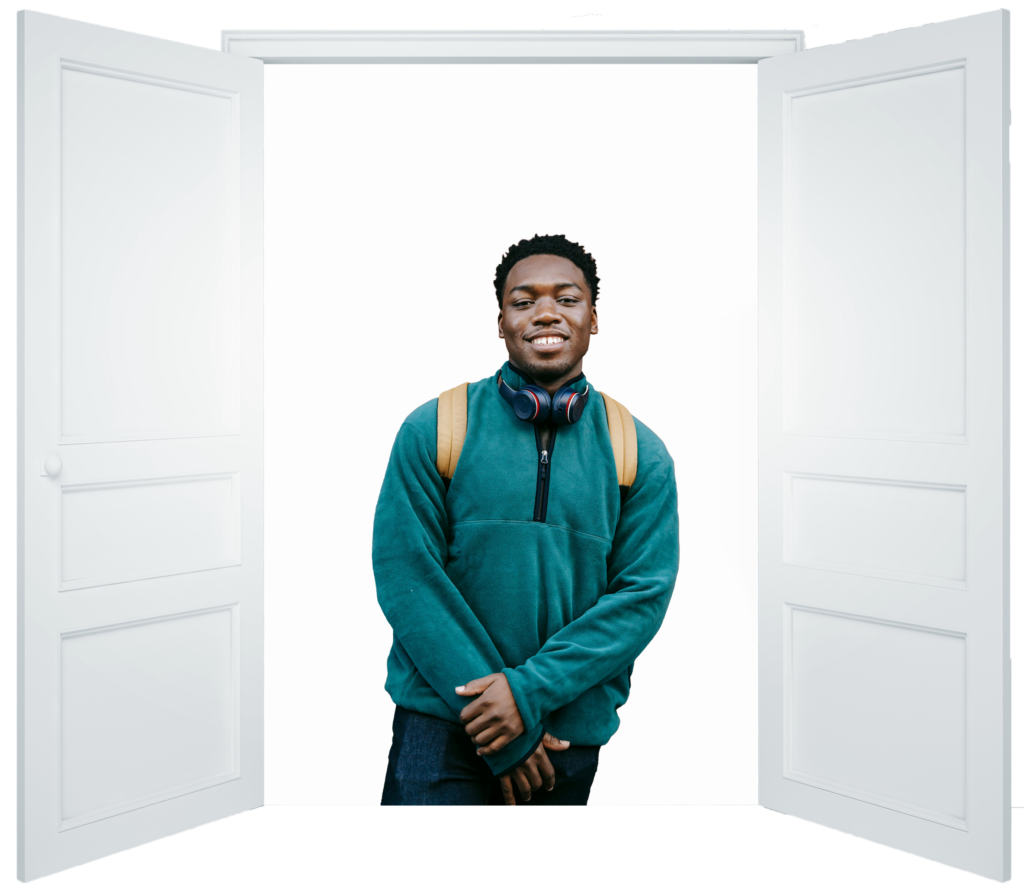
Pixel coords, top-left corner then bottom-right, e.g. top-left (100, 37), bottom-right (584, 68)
top-left (18, 11), bottom-right (263, 880)
top-left (758, 9), bottom-right (1009, 881)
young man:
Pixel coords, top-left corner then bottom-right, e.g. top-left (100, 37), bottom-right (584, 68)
top-left (374, 234), bottom-right (679, 805)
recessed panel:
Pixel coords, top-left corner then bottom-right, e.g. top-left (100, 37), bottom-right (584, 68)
top-left (60, 64), bottom-right (240, 443)
top-left (60, 606), bottom-right (239, 830)
top-left (784, 473), bottom-right (965, 588)
top-left (785, 606), bottom-right (966, 828)
top-left (61, 473), bottom-right (240, 590)
top-left (784, 66), bottom-right (965, 440)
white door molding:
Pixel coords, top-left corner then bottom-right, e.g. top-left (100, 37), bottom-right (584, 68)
top-left (220, 29), bottom-right (803, 64)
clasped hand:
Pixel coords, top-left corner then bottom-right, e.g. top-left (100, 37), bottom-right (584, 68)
top-left (457, 672), bottom-right (570, 805)
top-left (456, 672), bottom-right (525, 755)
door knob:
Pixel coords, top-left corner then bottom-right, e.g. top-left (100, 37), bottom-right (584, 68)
top-left (42, 455), bottom-right (62, 477)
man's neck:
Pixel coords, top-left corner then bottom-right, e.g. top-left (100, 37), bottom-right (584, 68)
top-left (508, 360), bottom-right (584, 397)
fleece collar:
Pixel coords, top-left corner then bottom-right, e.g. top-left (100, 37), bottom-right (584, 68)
top-left (498, 359), bottom-right (589, 396)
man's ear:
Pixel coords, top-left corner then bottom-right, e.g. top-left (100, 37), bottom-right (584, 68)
top-left (498, 308), bottom-right (505, 340)
top-left (591, 305), bottom-right (599, 335)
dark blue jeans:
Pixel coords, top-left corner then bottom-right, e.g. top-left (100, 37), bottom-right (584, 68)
top-left (381, 706), bottom-right (600, 805)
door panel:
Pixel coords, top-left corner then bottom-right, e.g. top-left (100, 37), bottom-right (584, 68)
top-left (784, 604), bottom-right (967, 828)
top-left (60, 604), bottom-right (239, 831)
top-left (59, 471), bottom-right (241, 591)
top-left (783, 63), bottom-right (967, 442)
top-left (19, 11), bottom-right (264, 880)
top-left (758, 10), bottom-right (1009, 881)
top-left (783, 472), bottom-right (967, 589)
top-left (59, 60), bottom-right (241, 444)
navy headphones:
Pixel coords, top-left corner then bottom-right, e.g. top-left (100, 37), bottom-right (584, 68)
top-left (498, 363), bottom-right (590, 425)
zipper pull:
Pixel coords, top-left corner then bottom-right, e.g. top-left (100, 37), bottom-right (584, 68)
top-left (540, 449), bottom-right (549, 465)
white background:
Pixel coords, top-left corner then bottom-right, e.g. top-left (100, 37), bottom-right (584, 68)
top-left (264, 59), bottom-right (758, 807)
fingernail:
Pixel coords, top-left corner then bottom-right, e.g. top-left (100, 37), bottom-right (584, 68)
top-left (561, 740), bottom-right (570, 745)
top-left (455, 685), bottom-right (465, 692)
top-left (476, 750), bottom-right (482, 756)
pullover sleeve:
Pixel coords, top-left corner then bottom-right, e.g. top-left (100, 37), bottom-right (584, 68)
top-left (372, 416), bottom-right (545, 776)
top-left (501, 453), bottom-right (680, 733)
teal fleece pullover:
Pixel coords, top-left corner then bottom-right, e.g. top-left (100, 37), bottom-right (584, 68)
top-left (372, 361), bottom-right (679, 776)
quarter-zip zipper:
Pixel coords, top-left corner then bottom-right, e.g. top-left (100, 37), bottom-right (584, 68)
top-left (533, 422), bottom-right (557, 522)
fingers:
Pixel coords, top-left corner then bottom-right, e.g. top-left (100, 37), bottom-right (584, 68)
top-left (459, 697), bottom-right (483, 724)
top-left (459, 675), bottom-right (527, 738)
top-left (475, 733), bottom-right (510, 756)
top-left (455, 673), bottom-right (499, 697)
top-left (500, 775), bottom-right (516, 806)
top-left (535, 744), bottom-right (557, 792)
top-left (468, 724), bottom-right (500, 747)
top-left (522, 756), bottom-right (543, 797)
top-left (463, 714), bottom-right (498, 740)
top-left (464, 709), bottom-right (515, 743)
top-left (457, 675), bottom-right (503, 723)
top-left (542, 731), bottom-right (570, 751)
top-left (512, 767), bottom-right (533, 802)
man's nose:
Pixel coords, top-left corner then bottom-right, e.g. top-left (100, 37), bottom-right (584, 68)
top-left (531, 298), bottom-right (562, 322)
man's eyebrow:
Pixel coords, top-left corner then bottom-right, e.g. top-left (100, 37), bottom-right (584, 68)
top-left (508, 282), bottom-right (584, 295)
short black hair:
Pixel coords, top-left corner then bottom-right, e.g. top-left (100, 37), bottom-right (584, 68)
top-left (494, 234), bottom-right (600, 307)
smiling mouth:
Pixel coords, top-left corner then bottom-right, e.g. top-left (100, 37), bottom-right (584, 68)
top-left (529, 335), bottom-right (566, 346)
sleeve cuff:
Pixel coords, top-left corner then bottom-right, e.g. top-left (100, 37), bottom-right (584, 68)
top-left (482, 722), bottom-right (545, 777)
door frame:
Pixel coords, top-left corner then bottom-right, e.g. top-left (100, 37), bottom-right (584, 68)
top-left (219, 27), bottom-right (799, 810)
top-left (220, 29), bottom-right (804, 64)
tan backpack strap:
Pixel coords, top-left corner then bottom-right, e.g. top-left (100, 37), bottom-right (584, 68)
top-left (600, 392), bottom-right (638, 488)
top-left (437, 382), bottom-right (469, 479)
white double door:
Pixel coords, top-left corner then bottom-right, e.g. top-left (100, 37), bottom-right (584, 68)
top-left (18, 6), bottom-right (1009, 885)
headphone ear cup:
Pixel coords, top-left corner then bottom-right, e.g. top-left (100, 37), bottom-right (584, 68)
top-left (552, 385), bottom-right (589, 425)
top-left (512, 385), bottom-right (551, 422)
top-left (552, 386), bottom-right (580, 425)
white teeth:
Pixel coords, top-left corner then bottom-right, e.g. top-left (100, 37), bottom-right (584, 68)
top-left (532, 336), bottom-right (564, 345)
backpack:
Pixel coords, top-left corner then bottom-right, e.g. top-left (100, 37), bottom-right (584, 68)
top-left (436, 381), bottom-right (638, 496)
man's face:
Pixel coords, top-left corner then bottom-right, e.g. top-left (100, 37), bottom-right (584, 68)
top-left (498, 254), bottom-right (599, 385)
